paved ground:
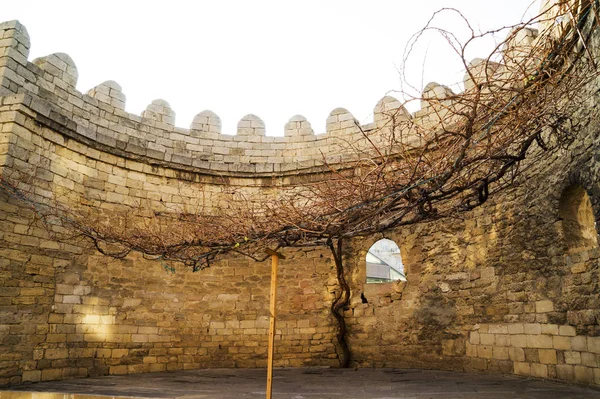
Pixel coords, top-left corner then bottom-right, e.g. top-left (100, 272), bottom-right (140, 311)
top-left (3, 368), bottom-right (600, 399)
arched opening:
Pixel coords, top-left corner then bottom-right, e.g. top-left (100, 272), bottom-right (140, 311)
top-left (559, 184), bottom-right (598, 251)
top-left (366, 239), bottom-right (406, 283)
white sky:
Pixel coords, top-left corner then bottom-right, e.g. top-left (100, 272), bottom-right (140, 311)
top-left (3, 1), bottom-right (540, 135)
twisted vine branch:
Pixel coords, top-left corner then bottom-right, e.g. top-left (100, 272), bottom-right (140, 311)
top-left (328, 238), bottom-right (351, 368)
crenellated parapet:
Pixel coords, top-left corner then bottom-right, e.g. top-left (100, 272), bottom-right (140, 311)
top-left (87, 80), bottom-right (126, 110)
top-left (0, 15), bottom-right (549, 175)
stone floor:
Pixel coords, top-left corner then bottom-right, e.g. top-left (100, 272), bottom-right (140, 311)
top-left (3, 368), bottom-right (600, 399)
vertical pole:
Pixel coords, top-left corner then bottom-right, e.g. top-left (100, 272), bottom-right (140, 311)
top-left (266, 253), bottom-right (278, 399)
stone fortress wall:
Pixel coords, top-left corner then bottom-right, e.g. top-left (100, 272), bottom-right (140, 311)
top-left (2, 0), bottom-right (600, 388)
top-left (0, 18), bottom-right (528, 176)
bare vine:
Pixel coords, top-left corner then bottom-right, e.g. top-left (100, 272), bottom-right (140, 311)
top-left (328, 238), bottom-right (351, 367)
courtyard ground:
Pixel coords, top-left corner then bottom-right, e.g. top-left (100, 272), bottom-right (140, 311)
top-left (2, 368), bottom-right (600, 399)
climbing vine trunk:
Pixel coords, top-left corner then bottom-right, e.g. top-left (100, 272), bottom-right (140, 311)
top-left (328, 238), bottom-right (351, 368)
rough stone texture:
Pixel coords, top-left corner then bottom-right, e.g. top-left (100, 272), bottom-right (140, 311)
top-left (86, 81), bottom-right (125, 110)
top-left (1, 12), bottom-right (600, 389)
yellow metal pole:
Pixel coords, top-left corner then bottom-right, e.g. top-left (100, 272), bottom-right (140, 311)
top-left (264, 249), bottom-right (285, 399)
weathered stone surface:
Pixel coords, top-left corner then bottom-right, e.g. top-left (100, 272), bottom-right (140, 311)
top-left (2, 8), bottom-right (600, 390)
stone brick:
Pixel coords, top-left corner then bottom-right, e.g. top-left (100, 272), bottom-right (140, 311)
top-left (514, 362), bottom-right (530, 376)
top-left (526, 335), bottom-right (553, 349)
top-left (524, 323), bottom-right (541, 335)
top-left (109, 365), bottom-right (128, 375)
top-left (45, 349), bottom-right (68, 360)
top-left (556, 365), bottom-right (574, 381)
top-left (540, 324), bottom-right (558, 335)
top-left (538, 349), bottom-right (557, 365)
top-left (488, 324), bottom-right (508, 334)
top-left (21, 370), bottom-right (41, 382)
top-left (530, 363), bottom-right (548, 378)
top-left (466, 343), bottom-right (477, 357)
top-left (588, 336), bottom-right (600, 353)
top-left (564, 351), bottom-right (581, 365)
top-left (508, 323), bottom-right (524, 335)
top-left (574, 366), bottom-right (594, 384)
top-left (509, 347), bottom-right (525, 362)
top-left (493, 346), bottom-right (509, 360)
top-left (495, 334), bottom-right (510, 347)
top-left (469, 358), bottom-right (488, 370)
top-left (41, 369), bottom-right (62, 381)
top-left (581, 352), bottom-right (598, 367)
top-left (535, 300), bottom-right (554, 313)
top-left (572, 336), bottom-right (588, 351)
top-left (553, 336), bottom-right (572, 350)
top-left (480, 334), bottom-right (494, 345)
top-left (559, 325), bottom-right (577, 337)
top-left (511, 335), bottom-right (527, 348)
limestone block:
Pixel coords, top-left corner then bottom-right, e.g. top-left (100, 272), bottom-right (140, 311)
top-left (536, 300), bottom-right (554, 313)
top-left (0, 20), bottom-right (30, 67)
top-left (564, 351), bottom-right (582, 365)
top-left (574, 365), bottom-right (594, 384)
top-left (446, 272), bottom-right (469, 281)
top-left (524, 323), bottom-right (541, 335)
top-left (191, 110), bottom-right (221, 135)
top-left (509, 347), bottom-right (525, 362)
top-left (33, 53), bottom-right (78, 87)
top-left (493, 346), bottom-right (509, 360)
top-left (488, 324), bottom-right (508, 334)
top-left (502, 27), bottom-right (538, 75)
top-left (538, 0), bottom-right (573, 41)
top-left (556, 364), bottom-right (574, 381)
top-left (527, 334), bottom-right (553, 349)
top-left (477, 345), bottom-right (493, 358)
top-left (41, 368), bottom-right (63, 381)
top-left (587, 336), bottom-right (600, 353)
top-left (415, 82), bottom-right (461, 131)
top-left (511, 334), bottom-right (528, 348)
top-left (326, 107), bottom-right (358, 134)
top-left (480, 333), bottom-right (494, 345)
top-left (571, 263), bottom-right (587, 274)
top-left (142, 99), bottom-right (176, 126)
top-left (541, 323), bottom-right (558, 335)
top-left (508, 323), bottom-right (524, 334)
top-left (469, 331), bottom-right (480, 345)
top-left (581, 352), bottom-right (598, 367)
top-left (495, 334), bottom-right (510, 347)
top-left (465, 342), bottom-right (477, 357)
top-left (21, 370), bottom-right (41, 382)
top-left (420, 82), bottom-right (454, 110)
top-left (463, 58), bottom-right (501, 92)
top-left (559, 325), bottom-right (577, 336)
top-left (284, 115), bottom-right (314, 137)
top-left (530, 363), bottom-right (548, 378)
top-left (237, 114), bottom-right (265, 136)
top-left (514, 362), bottom-right (531, 376)
top-left (572, 336), bottom-right (587, 351)
top-left (553, 336), bottom-right (572, 350)
top-left (87, 80), bottom-right (126, 110)
top-left (539, 349), bottom-right (557, 364)
top-left (373, 95), bottom-right (410, 128)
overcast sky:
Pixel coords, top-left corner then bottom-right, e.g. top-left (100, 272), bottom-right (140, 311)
top-left (4, 1), bottom-right (540, 135)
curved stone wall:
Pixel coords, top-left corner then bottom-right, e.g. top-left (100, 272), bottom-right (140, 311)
top-left (1, 5), bottom-right (600, 389)
top-left (0, 19), bottom-right (538, 176)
